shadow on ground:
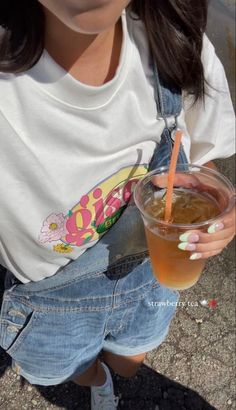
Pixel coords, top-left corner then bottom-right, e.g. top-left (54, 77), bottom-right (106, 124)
top-left (0, 349), bottom-right (216, 410)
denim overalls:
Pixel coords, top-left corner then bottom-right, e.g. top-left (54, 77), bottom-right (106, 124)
top-left (0, 65), bottom-right (188, 386)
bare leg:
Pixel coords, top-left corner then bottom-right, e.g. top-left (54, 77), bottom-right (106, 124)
top-left (73, 358), bottom-right (106, 386)
top-left (73, 351), bottom-right (146, 386)
top-left (102, 351), bottom-right (146, 377)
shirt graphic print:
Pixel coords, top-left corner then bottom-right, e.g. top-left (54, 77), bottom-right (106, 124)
top-left (38, 164), bottom-right (148, 253)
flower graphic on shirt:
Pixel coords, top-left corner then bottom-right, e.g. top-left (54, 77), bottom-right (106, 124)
top-left (39, 213), bottom-right (68, 243)
top-left (53, 244), bottom-right (73, 253)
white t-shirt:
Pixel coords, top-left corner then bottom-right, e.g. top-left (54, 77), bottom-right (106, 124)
top-left (0, 11), bottom-right (235, 283)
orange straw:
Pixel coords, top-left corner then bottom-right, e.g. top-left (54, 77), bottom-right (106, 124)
top-left (164, 129), bottom-right (183, 222)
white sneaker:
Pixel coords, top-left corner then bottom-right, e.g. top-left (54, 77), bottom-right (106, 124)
top-left (91, 362), bottom-right (119, 410)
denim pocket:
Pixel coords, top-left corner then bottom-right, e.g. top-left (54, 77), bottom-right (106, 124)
top-left (0, 295), bottom-right (37, 355)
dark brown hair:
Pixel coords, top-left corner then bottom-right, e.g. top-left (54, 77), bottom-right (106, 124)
top-left (0, 0), bottom-right (207, 100)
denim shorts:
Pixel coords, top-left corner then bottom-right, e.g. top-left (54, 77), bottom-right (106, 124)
top-left (0, 255), bottom-right (178, 386)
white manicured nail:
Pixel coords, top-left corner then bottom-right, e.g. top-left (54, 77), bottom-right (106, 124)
top-left (178, 242), bottom-right (196, 251)
top-left (207, 222), bottom-right (224, 234)
top-left (190, 253), bottom-right (202, 260)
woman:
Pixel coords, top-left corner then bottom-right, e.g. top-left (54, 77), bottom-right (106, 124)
top-left (0, 1), bottom-right (235, 409)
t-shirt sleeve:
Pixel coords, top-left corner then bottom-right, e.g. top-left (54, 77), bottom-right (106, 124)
top-left (183, 34), bottom-right (235, 165)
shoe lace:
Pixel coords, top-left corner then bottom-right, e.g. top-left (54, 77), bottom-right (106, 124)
top-left (98, 394), bottom-right (119, 410)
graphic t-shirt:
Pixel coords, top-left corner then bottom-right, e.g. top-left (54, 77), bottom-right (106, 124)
top-left (0, 11), bottom-right (235, 282)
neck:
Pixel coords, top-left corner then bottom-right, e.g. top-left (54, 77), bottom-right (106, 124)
top-left (43, 9), bottom-right (123, 85)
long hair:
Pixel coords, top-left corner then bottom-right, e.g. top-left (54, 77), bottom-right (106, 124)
top-left (0, 0), bottom-right (207, 100)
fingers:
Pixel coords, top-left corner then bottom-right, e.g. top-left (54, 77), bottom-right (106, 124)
top-left (189, 236), bottom-right (234, 259)
top-left (184, 235), bottom-right (233, 253)
top-left (187, 227), bottom-right (233, 244)
top-left (151, 173), bottom-right (200, 189)
top-left (178, 227), bottom-right (235, 260)
top-left (189, 249), bottom-right (223, 260)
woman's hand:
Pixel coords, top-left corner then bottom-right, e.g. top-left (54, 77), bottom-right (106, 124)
top-left (178, 161), bottom-right (236, 260)
top-left (178, 202), bottom-right (236, 259)
top-left (153, 161), bottom-right (236, 259)
top-left (177, 160), bottom-right (236, 261)
top-left (177, 161), bottom-right (235, 259)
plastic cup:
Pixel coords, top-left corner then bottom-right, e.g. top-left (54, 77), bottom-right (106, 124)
top-left (134, 164), bottom-right (235, 290)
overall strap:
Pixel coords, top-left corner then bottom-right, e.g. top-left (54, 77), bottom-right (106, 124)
top-left (149, 61), bottom-right (188, 171)
top-left (153, 62), bottom-right (182, 121)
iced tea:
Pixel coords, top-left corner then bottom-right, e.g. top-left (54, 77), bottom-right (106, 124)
top-left (144, 189), bottom-right (220, 289)
top-left (134, 165), bottom-right (234, 290)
